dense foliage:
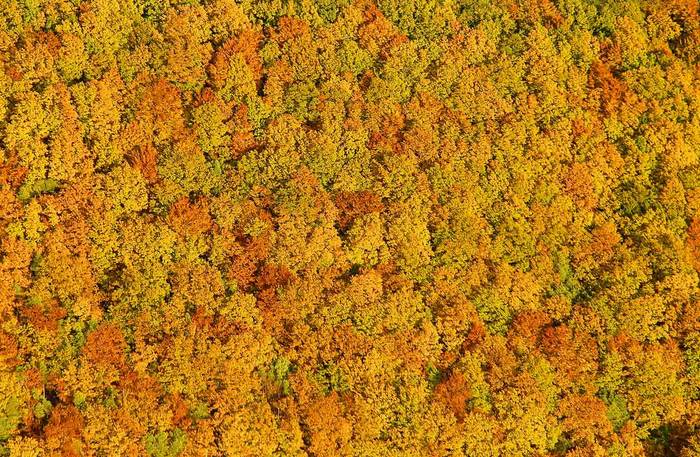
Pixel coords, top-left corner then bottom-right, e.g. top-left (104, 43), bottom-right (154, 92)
top-left (1, 0), bottom-right (700, 455)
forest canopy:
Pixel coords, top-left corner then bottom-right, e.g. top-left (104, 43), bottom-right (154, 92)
top-left (1, 0), bottom-right (700, 455)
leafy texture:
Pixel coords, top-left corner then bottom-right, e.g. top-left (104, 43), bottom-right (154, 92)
top-left (0, 0), bottom-right (699, 455)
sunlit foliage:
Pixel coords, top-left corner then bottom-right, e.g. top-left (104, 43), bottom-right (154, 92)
top-left (1, 0), bottom-right (699, 455)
